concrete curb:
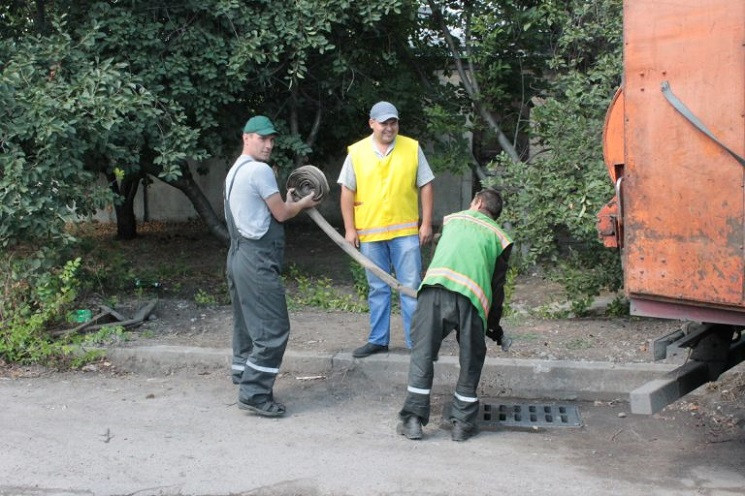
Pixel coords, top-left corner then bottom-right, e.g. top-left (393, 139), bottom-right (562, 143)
top-left (105, 345), bottom-right (678, 402)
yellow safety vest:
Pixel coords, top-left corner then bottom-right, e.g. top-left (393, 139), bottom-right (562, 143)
top-left (348, 135), bottom-right (420, 242)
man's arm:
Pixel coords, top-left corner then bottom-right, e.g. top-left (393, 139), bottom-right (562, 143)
top-left (486, 244), bottom-right (513, 335)
top-left (340, 185), bottom-right (360, 248)
top-left (418, 181), bottom-right (434, 246)
top-left (265, 190), bottom-right (319, 222)
top-left (415, 145), bottom-right (435, 246)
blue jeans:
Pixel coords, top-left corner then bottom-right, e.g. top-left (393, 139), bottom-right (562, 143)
top-left (360, 234), bottom-right (421, 348)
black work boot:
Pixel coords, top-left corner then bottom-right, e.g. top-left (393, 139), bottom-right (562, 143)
top-left (353, 342), bottom-right (388, 358)
top-left (396, 415), bottom-right (423, 440)
top-left (451, 420), bottom-right (477, 442)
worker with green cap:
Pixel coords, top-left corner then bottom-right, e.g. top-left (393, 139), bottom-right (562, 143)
top-left (225, 115), bottom-right (319, 417)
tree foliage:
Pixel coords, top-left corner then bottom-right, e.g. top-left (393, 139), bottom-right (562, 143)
top-left (0, 12), bottom-right (207, 363)
top-left (0, 20), bottom-right (197, 249)
top-left (421, 0), bottom-right (624, 309)
top-left (0, 0), bottom-right (457, 363)
top-left (423, 0), bottom-right (557, 165)
top-left (488, 0), bottom-right (624, 312)
top-left (2, 1), bottom-right (441, 244)
top-left (0, 0), bottom-right (629, 364)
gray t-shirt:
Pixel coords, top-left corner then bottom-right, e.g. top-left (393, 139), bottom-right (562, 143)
top-left (225, 154), bottom-right (279, 239)
top-left (336, 135), bottom-right (435, 191)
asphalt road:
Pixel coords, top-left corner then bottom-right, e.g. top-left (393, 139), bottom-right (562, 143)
top-left (1, 367), bottom-right (744, 496)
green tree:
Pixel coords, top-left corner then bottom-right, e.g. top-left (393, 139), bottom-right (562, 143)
top-left (422, 0), bottom-right (624, 309)
top-left (489, 0), bottom-right (624, 311)
top-left (0, 0), bottom-right (460, 363)
top-left (0, 20), bottom-right (195, 364)
top-left (32, 0), bottom-right (442, 243)
top-left (423, 0), bottom-right (556, 164)
top-left (3, 1), bottom-right (479, 246)
top-left (1, 7), bottom-right (206, 363)
top-left (0, 20), bottom-right (196, 249)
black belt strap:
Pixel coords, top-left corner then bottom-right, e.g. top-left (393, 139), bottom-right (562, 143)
top-left (661, 81), bottom-right (745, 168)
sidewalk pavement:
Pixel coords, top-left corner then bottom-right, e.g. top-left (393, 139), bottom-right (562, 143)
top-left (105, 344), bottom-right (678, 402)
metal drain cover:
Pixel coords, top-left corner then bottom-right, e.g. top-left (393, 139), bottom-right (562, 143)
top-left (443, 401), bottom-right (583, 430)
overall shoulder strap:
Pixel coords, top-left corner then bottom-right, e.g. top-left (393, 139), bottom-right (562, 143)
top-left (225, 159), bottom-right (256, 202)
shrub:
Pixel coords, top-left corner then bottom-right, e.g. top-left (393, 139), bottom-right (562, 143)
top-left (0, 256), bottom-right (82, 364)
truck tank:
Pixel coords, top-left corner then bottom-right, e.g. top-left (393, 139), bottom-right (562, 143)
top-left (597, 0), bottom-right (745, 414)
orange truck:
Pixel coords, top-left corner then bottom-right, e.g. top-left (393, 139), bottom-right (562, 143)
top-left (597, 0), bottom-right (745, 413)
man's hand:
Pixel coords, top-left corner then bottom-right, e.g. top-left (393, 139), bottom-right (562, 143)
top-left (419, 223), bottom-right (433, 246)
top-left (287, 188), bottom-right (320, 210)
top-left (486, 326), bottom-right (512, 352)
top-left (485, 326), bottom-right (503, 343)
top-left (344, 229), bottom-right (360, 248)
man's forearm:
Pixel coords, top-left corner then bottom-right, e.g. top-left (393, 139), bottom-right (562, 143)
top-left (420, 182), bottom-right (434, 226)
top-left (340, 186), bottom-right (356, 231)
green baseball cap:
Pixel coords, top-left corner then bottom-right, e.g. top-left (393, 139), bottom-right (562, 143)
top-left (243, 115), bottom-right (278, 136)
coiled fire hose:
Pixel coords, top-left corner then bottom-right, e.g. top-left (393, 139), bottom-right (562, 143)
top-left (286, 165), bottom-right (417, 298)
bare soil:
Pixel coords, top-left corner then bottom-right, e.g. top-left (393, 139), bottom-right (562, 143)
top-left (23, 220), bottom-right (745, 435)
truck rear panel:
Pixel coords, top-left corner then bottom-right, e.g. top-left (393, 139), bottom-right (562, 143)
top-left (620, 0), bottom-right (745, 322)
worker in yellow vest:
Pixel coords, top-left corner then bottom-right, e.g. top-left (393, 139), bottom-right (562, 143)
top-left (337, 101), bottom-right (435, 358)
top-left (397, 188), bottom-right (513, 441)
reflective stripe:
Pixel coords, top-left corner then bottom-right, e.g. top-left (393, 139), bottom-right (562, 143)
top-left (357, 220), bottom-right (418, 236)
top-left (454, 392), bottom-right (478, 403)
top-left (444, 213), bottom-right (512, 249)
top-left (245, 359), bottom-right (279, 374)
top-left (407, 386), bottom-right (431, 395)
top-left (231, 364), bottom-right (245, 371)
top-left (426, 267), bottom-right (489, 318)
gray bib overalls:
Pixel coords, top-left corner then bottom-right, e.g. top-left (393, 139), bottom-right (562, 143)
top-left (225, 161), bottom-right (290, 404)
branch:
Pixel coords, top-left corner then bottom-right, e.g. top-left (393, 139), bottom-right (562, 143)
top-left (514, 58), bottom-right (527, 150)
top-left (290, 85), bottom-right (299, 137)
top-left (427, 0), bottom-right (521, 163)
top-left (105, 170), bottom-right (121, 196)
top-left (305, 103), bottom-right (322, 150)
top-left (397, 40), bottom-right (434, 92)
top-left (35, 0), bottom-right (47, 35)
top-left (428, 0), bottom-right (475, 96)
top-left (463, 6), bottom-right (481, 99)
top-left (151, 162), bottom-right (230, 245)
top-left (288, 85), bottom-right (317, 167)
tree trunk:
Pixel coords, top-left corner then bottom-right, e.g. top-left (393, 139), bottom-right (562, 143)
top-left (157, 162), bottom-right (230, 246)
top-left (427, 0), bottom-right (522, 163)
top-left (108, 172), bottom-right (141, 240)
top-left (35, 0), bottom-right (47, 35)
top-left (289, 84), bottom-right (323, 167)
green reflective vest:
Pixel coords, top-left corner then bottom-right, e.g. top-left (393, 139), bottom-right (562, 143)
top-left (421, 210), bottom-right (513, 330)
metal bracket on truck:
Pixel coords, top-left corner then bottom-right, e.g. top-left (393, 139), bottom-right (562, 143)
top-left (630, 324), bottom-right (745, 415)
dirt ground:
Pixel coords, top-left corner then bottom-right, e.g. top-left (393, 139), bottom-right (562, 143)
top-left (85, 219), bottom-right (687, 364)
top-left (15, 220), bottom-right (745, 438)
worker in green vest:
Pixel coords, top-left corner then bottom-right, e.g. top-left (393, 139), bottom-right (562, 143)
top-left (397, 188), bottom-right (513, 442)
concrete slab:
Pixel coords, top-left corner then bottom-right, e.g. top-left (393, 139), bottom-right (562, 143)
top-left (105, 345), bottom-right (677, 402)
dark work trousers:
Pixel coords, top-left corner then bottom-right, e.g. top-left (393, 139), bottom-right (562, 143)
top-left (225, 182), bottom-right (289, 405)
top-left (399, 286), bottom-right (486, 429)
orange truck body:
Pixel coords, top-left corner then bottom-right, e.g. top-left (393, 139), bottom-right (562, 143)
top-left (599, 0), bottom-right (745, 324)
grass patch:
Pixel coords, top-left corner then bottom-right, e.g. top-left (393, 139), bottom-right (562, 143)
top-left (285, 265), bottom-right (367, 312)
top-left (564, 337), bottom-right (594, 350)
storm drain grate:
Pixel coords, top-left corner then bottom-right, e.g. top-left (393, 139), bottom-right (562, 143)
top-left (479, 402), bottom-right (583, 429)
